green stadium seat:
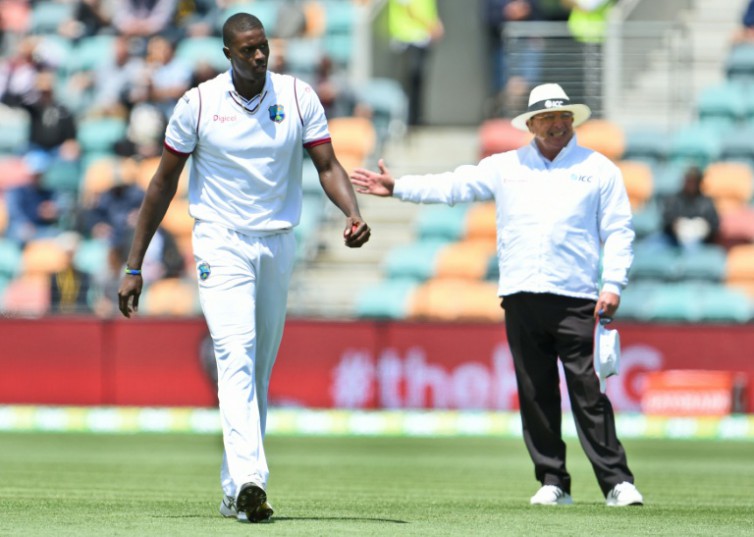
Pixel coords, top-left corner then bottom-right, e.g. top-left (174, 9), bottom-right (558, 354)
top-left (354, 78), bottom-right (409, 146)
top-left (65, 35), bottom-right (116, 74)
top-left (0, 238), bottom-right (23, 279)
top-left (76, 117), bottom-right (127, 155)
top-left (720, 126), bottom-right (754, 168)
top-left (726, 44), bottom-right (754, 84)
top-left (74, 238), bottom-right (110, 277)
top-left (42, 159), bottom-right (81, 194)
top-left (697, 285), bottom-right (753, 323)
top-left (217, 1), bottom-right (279, 35)
top-left (415, 204), bottom-right (469, 241)
top-left (631, 198), bottom-right (662, 238)
top-left (0, 106), bottom-right (30, 155)
top-left (650, 162), bottom-right (687, 198)
top-left (617, 280), bottom-right (663, 321)
top-left (629, 243), bottom-right (681, 281)
top-left (696, 83), bottom-right (746, 132)
top-left (174, 37), bottom-right (229, 72)
top-left (622, 127), bottom-right (670, 165)
top-left (668, 124), bottom-right (722, 170)
top-left (355, 279), bottom-right (418, 319)
top-left (676, 245), bottom-right (727, 282)
top-left (383, 239), bottom-right (449, 281)
top-left (29, 1), bottom-right (74, 34)
top-left (642, 282), bottom-right (703, 322)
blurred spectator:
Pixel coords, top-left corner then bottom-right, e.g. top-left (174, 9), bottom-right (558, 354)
top-left (112, 0), bottom-right (180, 51)
top-left (388, 0), bottom-right (444, 127)
top-left (113, 102), bottom-right (167, 159)
top-left (274, 0), bottom-right (307, 39)
top-left (314, 54), bottom-right (355, 118)
top-left (661, 166), bottom-right (720, 250)
top-left (5, 154), bottom-right (62, 246)
top-left (119, 225), bottom-right (186, 283)
top-left (88, 35), bottom-right (148, 116)
top-left (142, 35), bottom-right (192, 118)
top-left (732, 0), bottom-right (754, 44)
top-left (0, 35), bottom-right (44, 109)
top-left (50, 231), bottom-right (93, 314)
top-left (560, 0), bottom-right (615, 114)
top-left (92, 235), bottom-right (129, 318)
top-left (22, 71), bottom-right (81, 166)
top-left (59, 0), bottom-right (114, 42)
top-left (173, 0), bottom-right (222, 38)
top-left (78, 169), bottom-right (145, 244)
top-left (482, 0), bottom-right (546, 117)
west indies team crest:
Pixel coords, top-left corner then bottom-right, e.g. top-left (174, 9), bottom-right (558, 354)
top-left (268, 104), bottom-right (285, 123)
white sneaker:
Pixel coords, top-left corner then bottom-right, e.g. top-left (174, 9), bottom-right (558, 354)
top-left (219, 495), bottom-right (237, 518)
top-left (606, 482), bottom-right (644, 506)
top-left (530, 485), bottom-right (573, 505)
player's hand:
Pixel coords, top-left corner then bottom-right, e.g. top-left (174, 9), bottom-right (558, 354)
top-left (350, 159), bottom-right (395, 197)
top-left (344, 217), bottom-right (370, 248)
top-left (118, 275), bottom-right (143, 318)
top-left (594, 291), bottom-right (620, 320)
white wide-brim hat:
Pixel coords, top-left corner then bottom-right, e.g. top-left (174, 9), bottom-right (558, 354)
top-left (511, 83), bottom-right (592, 131)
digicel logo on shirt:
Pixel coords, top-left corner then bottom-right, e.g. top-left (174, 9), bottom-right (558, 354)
top-left (213, 114), bottom-right (238, 123)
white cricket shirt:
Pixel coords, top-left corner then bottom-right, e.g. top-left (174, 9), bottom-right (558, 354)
top-left (393, 136), bottom-right (635, 300)
top-left (164, 70), bottom-right (330, 233)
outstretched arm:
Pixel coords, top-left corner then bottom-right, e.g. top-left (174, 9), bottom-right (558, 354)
top-left (350, 159), bottom-right (395, 197)
top-left (117, 149), bottom-right (187, 318)
top-left (307, 142), bottom-right (371, 248)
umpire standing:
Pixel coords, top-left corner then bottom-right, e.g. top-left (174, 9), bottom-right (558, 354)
top-left (350, 83), bottom-right (643, 507)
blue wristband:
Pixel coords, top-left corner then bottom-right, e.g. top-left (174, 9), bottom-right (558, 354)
top-left (124, 266), bottom-right (142, 276)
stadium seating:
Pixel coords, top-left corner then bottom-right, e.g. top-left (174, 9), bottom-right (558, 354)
top-left (719, 126), bottom-right (754, 167)
top-left (464, 202), bottom-right (497, 241)
top-left (668, 124), bottom-right (722, 169)
top-left (717, 206), bottom-right (754, 249)
top-left (0, 238), bottom-right (22, 279)
top-left (354, 77), bottom-right (409, 148)
top-left (29, 1), bottom-right (73, 35)
top-left (433, 240), bottom-right (497, 280)
top-left (21, 238), bottom-right (68, 276)
top-left (622, 126), bottom-right (670, 166)
top-left (327, 116), bottom-right (377, 171)
top-left (725, 44), bottom-right (754, 84)
top-left (576, 119), bottom-right (625, 161)
top-left (695, 83), bottom-right (746, 132)
top-left (0, 156), bottom-right (32, 191)
top-left (415, 204), bottom-right (469, 241)
top-left (73, 238), bottom-right (110, 277)
top-left (77, 117), bottom-right (128, 156)
top-left (355, 278), bottom-right (418, 319)
top-left (477, 119), bottom-right (531, 160)
top-left (174, 36), bottom-right (229, 72)
top-left (141, 277), bottom-right (200, 316)
top-left (383, 239), bottom-right (449, 281)
top-left (617, 160), bottom-right (653, 210)
top-left (408, 279), bottom-right (503, 322)
top-left (0, 273), bottom-right (50, 317)
top-left (701, 161), bottom-right (754, 215)
top-left (64, 34), bottom-right (116, 74)
top-left (0, 105), bottom-right (30, 155)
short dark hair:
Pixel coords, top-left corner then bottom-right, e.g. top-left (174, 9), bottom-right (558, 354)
top-left (222, 13), bottom-right (264, 47)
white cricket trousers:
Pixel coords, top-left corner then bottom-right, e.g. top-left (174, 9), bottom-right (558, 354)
top-left (192, 221), bottom-right (296, 499)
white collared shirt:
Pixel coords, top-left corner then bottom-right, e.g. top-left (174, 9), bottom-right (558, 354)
top-left (393, 136), bottom-right (635, 299)
top-left (164, 70), bottom-right (330, 233)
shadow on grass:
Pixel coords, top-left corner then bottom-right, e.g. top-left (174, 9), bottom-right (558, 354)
top-left (270, 517), bottom-right (408, 523)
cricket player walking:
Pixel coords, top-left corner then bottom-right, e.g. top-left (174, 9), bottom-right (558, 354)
top-left (118, 12), bottom-right (370, 522)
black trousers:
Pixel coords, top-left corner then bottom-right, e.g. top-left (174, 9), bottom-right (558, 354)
top-left (502, 292), bottom-right (633, 496)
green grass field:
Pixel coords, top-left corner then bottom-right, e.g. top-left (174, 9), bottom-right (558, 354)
top-left (1, 433), bottom-right (752, 537)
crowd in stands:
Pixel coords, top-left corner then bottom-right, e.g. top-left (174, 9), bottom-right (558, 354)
top-left (0, 0), bottom-right (395, 317)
